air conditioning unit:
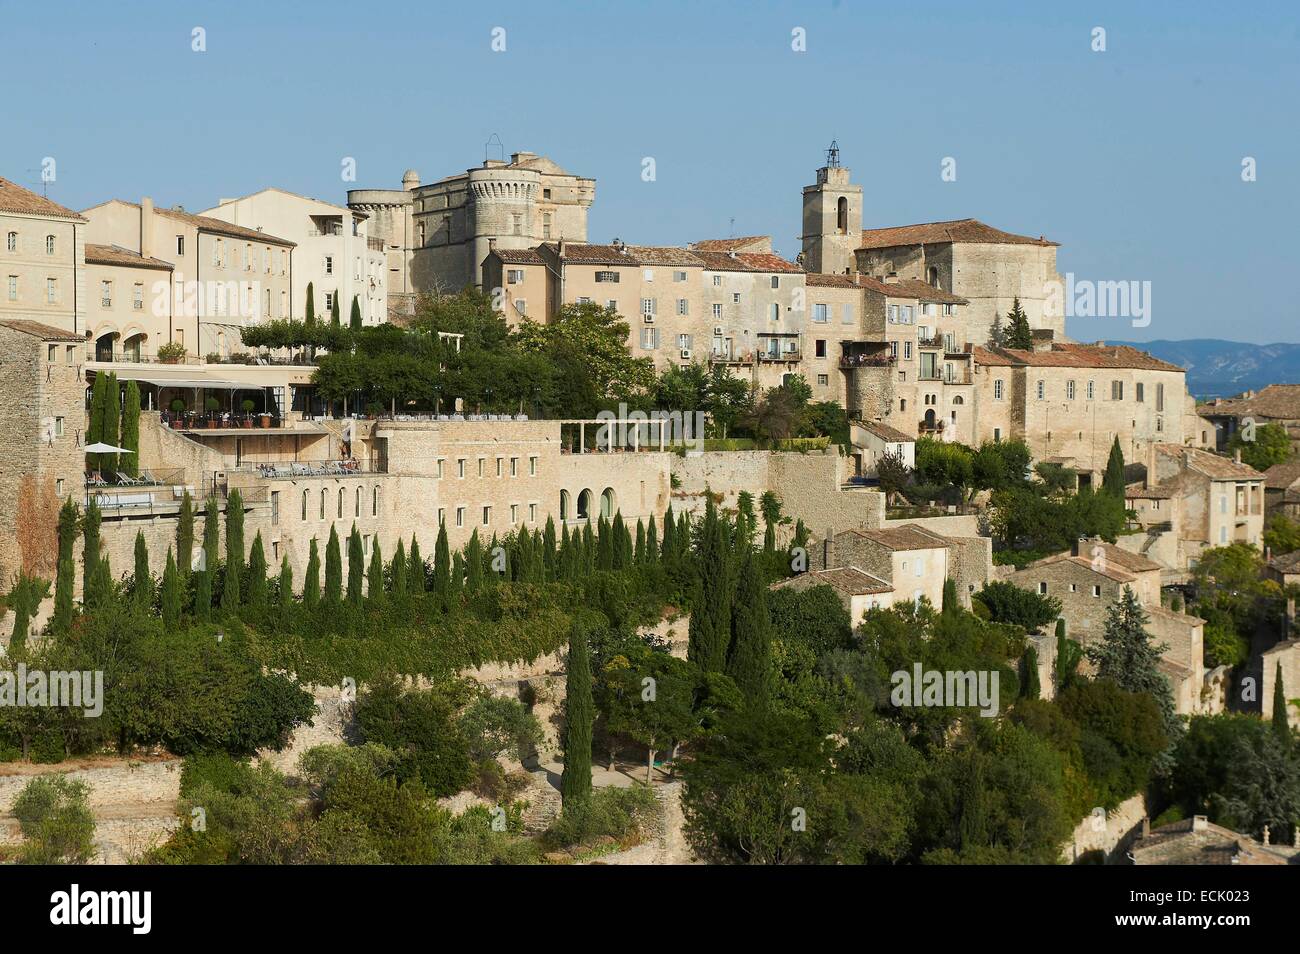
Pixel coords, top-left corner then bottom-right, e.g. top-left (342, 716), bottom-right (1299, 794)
top-left (643, 314), bottom-right (655, 323)
top-left (680, 349), bottom-right (692, 359)
top-left (713, 326), bottom-right (724, 336)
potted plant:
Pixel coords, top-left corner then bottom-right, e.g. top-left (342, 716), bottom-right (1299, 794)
top-left (259, 408), bottom-right (272, 428)
top-left (241, 399), bottom-right (256, 428)
top-left (157, 341), bottom-right (187, 365)
top-left (168, 397), bottom-right (186, 427)
top-left (205, 396), bottom-right (221, 427)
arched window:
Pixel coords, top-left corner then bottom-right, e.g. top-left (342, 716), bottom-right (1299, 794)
top-left (577, 489), bottom-right (592, 521)
top-left (927, 266), bottom-right (939, 288)
top-left (301, 490), bottom-right (308, 520)
top-left (338, 488), bottom-right (344, 518)
top-left (560, 489), bottom-right (570, 521)
top-left (6, 232), bottom-right (16, 252)
top-left (320, 489), bottom-right (326, 519)
top-left (45, 235), bottom-right (56, 255)
top-left (372, 486), bottom-right (379, 516)
top-left (355, 486), bottom-right (361, 517)
top-left (836, 197), bottom-right (848, 234)
top-left (952, 395), bottom-right (965, 405)
top-left (600, 488), bottom-right (616, 520)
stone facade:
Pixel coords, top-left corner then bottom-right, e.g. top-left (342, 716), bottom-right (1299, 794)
top-left (0, 178), bottom-right (88, 336)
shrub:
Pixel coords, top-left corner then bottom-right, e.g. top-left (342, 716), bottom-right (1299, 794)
top-left (11, 775), bottom-right (96, 864)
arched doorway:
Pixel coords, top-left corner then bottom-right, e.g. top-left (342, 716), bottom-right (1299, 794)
top-left (559, 490), bottom-right (570, 522)
top-left (122, 331), bottom-right (147, 362)
top-left (600, 488), bottom-right (616, 520)
top-left (93, 330), bottom-right (118, 362)
top-left (577, 489), bottom-right (592, 521)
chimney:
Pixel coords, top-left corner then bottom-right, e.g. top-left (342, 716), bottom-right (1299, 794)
top-left (1234, 449), bottom-right (1242, 465)
top-left (487, 237), bottom-right (497, 252)
top-left (1192, 815), bottom-right (1209, 832)
top-left (883, 271), bottom-right (899, 284)
top-left (1262, 824), bottom-right (1271, 846)
top-left (557, 238), bottom-right (566, 258)
top-left (1141, 816), bottom-right (1150, 837)
top-left (140, 197), bottom-right (155, 259)
top-left (822, 530), bottom-right (835, 570)
top-left (853, 273), bottom-right (860, 285)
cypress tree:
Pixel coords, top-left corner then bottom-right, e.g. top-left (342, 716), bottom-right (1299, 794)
top-left (942, 578), bottom-right (960, 616)
top-left (8, 580), bottom-right (31, 651)
top-left (1004, 297), bottom-right (1032, 350)
top-left (87, 555), bottom-right (112, 610)
top-left (595, 516), bottom-right (613, 571)
top-left (760, 490), bottom-right (780, 553)
top-left (1103, 437), bottom-right (1126, 499)
top-left (1022, 646), bottom-right (1041, 700)
top-left (202, 496), bottom-right (220, 573)
top-left (331, 291), bottom-right (340, 324)
top-left (102, 372), bottom-right (120, 476)
top-left (176, 490), bottom-right (194, 577)
top-left (349, 295), bottom-right (362, 330)
top-left (225, 489), bottom-right (245, 573)
top-left (305, 281), bottom-right (316, 323)
top-left (433, 521), bottom-right (451, 603)
top-left (303, 537), bottom-right (322, 610)
top-left (120, 380), bottom-right (141, 477)
top-left (194, 566), bottom-right (211, 622)
top-left (958, 755), bottom-right (990, 849)
top-left (132, 531), bottom-right (152, 610)
top-left (346, 524), bottom-right (364, 606)
top-left (392, 538), bottom-right (408, 598)
top-left (246, 532), bottom-right (268, 609)
top-left (87, 372), bottom-right (107, 474)
top-left (661, 506), bottom-right (676, 564)
top-left (367, 538), bottom-right (385, 606)
top-left (160, 548), bottom-right (181, 628)
top-left (82, 498), bottom-right (102, 593)
top-left (278, 554), bottom-right (294, 610)
top-left (613, 513), bottom-right (632, 569)
top-left (465, 530), bottom-right (483, 593)
top-left (1273, 661), bottom-right (1290, 738)
top-left (450, 552), bottom-right (465, 603)
top-left (542, 516), bottom-right (557, 580)
top-left (727, 552), bottom-right (772, 707)
top-left (735, 491), bottom-right (756, 549)
top-left (582, 523), bottom-right (595, 574)
top-left (688, 496), bottom-right (733, 673)
top-left (560, 622), bottom-right (594, 816)
top-left (646, 517), bottom-right (658, 566)
top-left (408, 534), bottom-right (425, 592)
top-left (324, 525), bottom-right (343, 604)
top-left (634, 519), bottom-right (646, 565)
top-left (53, 498), bottom-right (78, 630)
top-left (676, 511), bottom-right (690, 562)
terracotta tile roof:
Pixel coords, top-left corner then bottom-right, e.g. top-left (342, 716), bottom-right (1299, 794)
top-left (844, 523), bottom-right (950, 551)
top-left (1125, 483), bottom-right (1174, 500)
top-left (1018, 553), bottom-right (1137, 584)
top-left (692, 249), bottom-right (803, 273)
top-left (540, 242), bottom-right (701, 268)
top-left (858, 218), bottom-right (1057, 250)
top-left (0, 319), bottom-right (84, 342)
top-left (91, 201), bottom-right (295, 246)
top-left (689, 236), bottom-right (771, 253)
top-left (804, 566), bottom-right (893, 596)
top-left (0, 177), bottom-right (85, 220)
top-left (85, 243), bottom-right (173, 270)
top-left (1200, 385), bottom-right (1300, 422)
top-left (1086, 542), bottom-right (1162, 574)
top-left (626, 245), bottom-right (708, 267)
top-left (1265, 459), bottom-right (1300, 490)
top-left (1146, 604), bottom-right (1206, 626)
top-left (1156, 443), bottom-right (1264, 481)
top-left (490, 247), bottom-right (546, 265)
top-left (972, 342), bottom-right (1184, 372)
top-left (1130, 818), bottom-right (1293, 866)
top-left (856, 419), bottom-right (915, 443)
top-left (811, 271), bottom-right (968, 303)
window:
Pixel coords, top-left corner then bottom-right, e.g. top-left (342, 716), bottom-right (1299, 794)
top-left (496, 457), bottom-right (503, 478)
top-left (324, 255), bottom-right (333, 275)
top-left (902, 306), bottom-right (914, 324)
top-left (437, 508), bottom-right (445, 526)
top-left (815, 339), bottom-right (827, 358)
top-left (510, 457), bottom-right (518, 477)
top-left (477, 458), bottom-right (485, 478)
top-left (54, 416), bottom-right (64, 436)
top-left (177, 235), bottom-right (185, 255)
top-left (643, 269), bottom-right (654, 282)
top-left (506, 269), bottom-right (524, 284)
top-left (712, 303), bottom-right (722, 319)
top-left (456, 507), bottom-right (465, 528)
top-left (813, 303), bottom-right (828, 323)
top-left (595, 270), bottom-right (619, 283)
top-left (712, 275), bottom-right (722, 287)
top-left (457, 458), bottom-right (466, 478)
top-left (543, 188), bottom-right (551, 199)
top-left (65, 345), bottom-right (74, 363)
top-left (1087, 380), bottom-right (1095, 400)
top-left (46, 278), bottom-right (57, 303)
top-left (271, 491), bottom-right (280, 526)
top-left (640, 327), bottom-right (658, 349)
top-left (45, 235), bottom-right (55, 255)
top-left (837, 196), bottom-right (848, 233)
top-left (677, 298), bottom-right (688, 316)
top-left (1069, 584), bottom-right (1077, 593)
top-left (677, 333), bottom-right (693, 351)
top-left (641, 298), bottom-right (656, 316)
top-left (673, 270), bottom-right (687, 283)
top-left (338, 488), bottom-right (345, 518)
top-left (1067, 379), bottom-right (1076, 400)
top-left (320, 489), bottom-right (326, 519)
top-left (1092, 585), bottom-right (1102, 597)
top-left (302, 490), bottom-right (308, 520)
top-left (529, 456), bottom-right (537, 476)
top-left (510, 504), bottom-right (519, 524)
top-left (817, 374), bottom-right (828, 386)
top-left (482, 505), bottom-right (491, 526)
top-left (6, 276), bottom-right (15, 300)
top-left (515, 299), bottom-right (527, 316)
top-left (1156, 383), bottom-right (1165, 412)
top-left (436, 458), bottom-right (444, 478)
top-left (6, 232), bottom-right (16, 252)
top-left (511, 214), bottom-right (522, 235)
top-left (994, 379), bottom-right (1004, 401)
top-left (56, 478), bottom-right (65, 496)
top-left (770, 303), bottom-right (780, 321)
top-left (770, 275), bottom-right (780, 289)
top-left (324, 292), bottom-right (334, 314)
top-left (1136, 382), bottom-right (1145, 403)
top-left (1111, 380), bottom-right (1123, 401)
top-left (133, 284), bottom-right (144, 310)
top-left (1039, 582), bottom-right (1048, 594)
top-left (993, 427), bottom-right (1002, 442)
top-left (842, 303), bottom-right (853, 324)
top-left (903, 341), bottom-right (912, 360)
top-left (732, 293), bottom-right (741, 304)
top-left (1036, 380), bottom-right (1045, 400)
top-left (529, 503), bottom-right (537, 523)
top-left (542, 213), bottom-right (552, 239)
top-left (372, 486), bottom-right (379, 516)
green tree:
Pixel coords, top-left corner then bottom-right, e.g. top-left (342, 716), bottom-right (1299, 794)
top-left (1004, 297), bottom-right (1032, 350)
top-left (101, 372), bottom-right (120, 476)
top-left (1021, 646), bottom-right (1041, 700)
top-left (391, 538), bottom-right (408, 598)
top-left (11, 775), bottom-right (96, 864)
top-left (408, 535), bottom-right (425, 592)
top-left (350, 295), bottom-right (362, 330)
top-left (303, 538), bottom-right (321, 611)
top-left (346, 524), bottom-right (364, 607)
top-left (727, 552), bottom-right (773, 707)
top-left (1103, 437), bottom-right (1126, 499)
top-left (975, 580), bottom-right (1061, 631)
top-left (132, 531), bottom-right (152, 611)
top-left (688, 497), bottom-right (733, 672)
top-left (305, 281), bottom-right (316, 323)
top-left (464, 530), bottom-right (483, 593)
top-left (1229, 422), bottom-right (1293, 472)
top-left (120, 380), bottom-right (141, 477)
top-left (367, 538), bottom-right (385, 606)
top-left (246, 532), bottom-right (268, 609)
top-left (176, 491), bottom-right (195, 578)
top-left (560, 623), bottom-right (594, 815)
top-left (160, 548), bottom-right (181, 628)
top-left (324, 525), bottom-right (343, 605)
top-left (433, 522), bottom-right (451, 605)
top-left (81, 498), bottom-right (102, 591)
top-left (1273, 661), bottom-right (1291, 739)
top-left (53, 497), bottom-right (78, 630)
top-left (278, 555), bottom-right (294, 610)
top-left (331, 290), bottom-right (340, 325)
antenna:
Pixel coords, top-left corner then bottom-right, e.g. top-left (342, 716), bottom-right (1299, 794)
top-left (25, 168), bottom-right (49, 197)
top-left (729, 217), bottom-right (735, 238)
top-left (825, 140), bottom-right (841, 169)
top-left (484, 133), bottom-right (505, 164)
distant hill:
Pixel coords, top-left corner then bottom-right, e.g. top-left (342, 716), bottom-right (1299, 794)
top-left (1107, 339), bottom-right (1300, 399)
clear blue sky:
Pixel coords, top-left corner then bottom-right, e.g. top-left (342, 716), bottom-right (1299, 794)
top-left (5, 0), bottom-right (1297, 342)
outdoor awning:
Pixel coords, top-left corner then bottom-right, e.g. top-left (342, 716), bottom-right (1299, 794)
top-left (98, 369), bottom-right (252, 390)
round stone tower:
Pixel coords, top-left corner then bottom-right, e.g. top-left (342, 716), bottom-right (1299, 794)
top-left (465, 165), bottom-right (541, 286)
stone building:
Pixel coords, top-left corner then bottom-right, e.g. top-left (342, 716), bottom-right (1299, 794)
top-left (770, 565), bottom-right (895, 623)
top-left (799, 144), bottom-right (862, 276)
top-left (81, 198), bottom-right (296, 359)
top-left (1264, 459), bottom-right (1300, 518)
top-left (1128, 816), bottom-right (1296, 865)
top-left (350, 151), bottom-right (594, 297)
top-left (200, 189), bottom-right (387, 327)
top-left (83, 243), bottom-right (174, 361)
top-left (1198, 384), bottom-right (1300, 453)
top-left (970, 340), bottom-right (1189, 480)
top-left (0, 320), bottom-right (86, 579)
top-left (817, 522), bottom-right (991, 609)
top-left (0, 177), bottom-right (88, 335)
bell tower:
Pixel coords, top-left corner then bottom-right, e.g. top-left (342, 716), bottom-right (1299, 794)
top-left (801, 142), bottom-right (862, 275)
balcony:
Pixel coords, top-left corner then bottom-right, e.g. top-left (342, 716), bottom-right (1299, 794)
top-left (840, 353), bottom-right (896, 369)
top-left (161, 410), bottom-right (286, 431)
top-left (236, 459), bottom-right (388, 479)
top-left (757, 349), bottom-right (801, 363)
top-left (709, 349), bottom-right (755, 366)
